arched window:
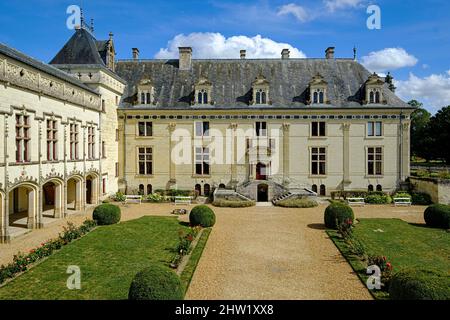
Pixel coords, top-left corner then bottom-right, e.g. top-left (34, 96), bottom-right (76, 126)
top-left (219, 183), bottom-right (226, 189)
top-left (312, 184), bottom-right (318, 193)
top-left (320, 184), bottom-right (326, 196)
top-left (141, 93), bottom-right (145, 104)
top-left (147, 184), bottom-right (152, 195)
top-left (313, 91), bottom-right (318, 104)
top-left (203, 91), bottom-right (208, 104)
top-left (138, 184), bottom-right (144, 195)
top-left (146, 93), bottom-right (151, 104)
top-left (369, 91), bottom-right (374, 104)
top-left (319, 91), bottom-right (324, 104)
top-left (376, 184), bottom-right (383, 192)
top-left (261, 91), bottom-right (266, 104)
top-left (256, 91), bottom-right (261, 104)
top-left (368, 184), bottom-right (374, 192)
top-left (204, 184), bottom-right (211, 197)
top-left (375, 91), bottom-right (380, 104)
top-left (195, 184), bottom-right (202, 196)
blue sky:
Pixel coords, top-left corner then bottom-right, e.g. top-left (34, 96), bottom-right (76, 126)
top-left (0, 0), bottom-right (449, 113)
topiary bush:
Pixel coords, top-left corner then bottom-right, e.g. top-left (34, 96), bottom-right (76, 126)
top-left (189, 205), bottom-right (216, 227)
top-left (92, 203), bottom-right (121, 225)
top-left (424, 204), bottom-right (450, 229)
top-left (365, 192), bottom-right (392, 204)
top-left (389, 269), bottom-right (450, 300)
top-left (324, 202), bottom-right (355, 229)
top-left (128, 265), bottom-right (184, 300)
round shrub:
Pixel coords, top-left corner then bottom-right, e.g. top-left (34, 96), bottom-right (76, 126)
top-left (92, 203), bottom-right (121, 225)
top-left (128, 265), bottom-right (183, 300)
top-left (389, 269), bottom-right (450, 300)
top-left (324, 202), bottom-right (355, 229)
top-left (424, 204), bottom-right (450, 229)
top-left (189, 205), bottom-right (216, 227)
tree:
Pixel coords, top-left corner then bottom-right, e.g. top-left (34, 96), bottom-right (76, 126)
top-left (408, 100), bottom-right (431, 160)
top-left (428, 106), bottom-right (450, 164)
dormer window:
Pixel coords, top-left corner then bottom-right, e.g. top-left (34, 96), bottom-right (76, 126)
top-left (252, 74), bottom-right (270, 105)
top-left (137, 78), bottom-right (154, 105)
top-left (365, 73), bottom-right (384, 105)
top-left (195, 76), bottom-right (212, 105)
top-left (309, 73), bottom-right (327, 105)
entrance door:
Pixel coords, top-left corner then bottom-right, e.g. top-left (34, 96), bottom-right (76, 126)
top-left (86, 179), bottom-right (92, 204)
top-left (257, 184), bottom-right (269, 202)
top-left (256, 163), bottom-right (268, 180)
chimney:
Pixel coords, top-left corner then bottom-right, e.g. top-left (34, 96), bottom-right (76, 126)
top-left (325, 47), bottom-right (335, 59)
top-left (281, 48), bottom-right (290, 59)
top-left (132, 48), bottom-right (139, 60)
top-left (240, 50), bottom-right (246, 59)
top-left (179, 47), bottom-right (192, 70)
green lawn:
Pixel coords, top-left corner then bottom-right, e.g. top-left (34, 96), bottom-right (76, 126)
top-left (0, 216), bottom-right (205, 300)
top-left (328, 218), bottom-right (450, 299)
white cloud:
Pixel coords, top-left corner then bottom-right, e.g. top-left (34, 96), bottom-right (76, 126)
top-left (361, 48), bottom-right (418, 73)
top-left (277, 3), bottom-right (309, 22)
top-left (396, 72), bottom-right (450, 112)
top-left (155, 33), bottom-right (307, 59)
top-left (325, 0), bottom-right (363, 12)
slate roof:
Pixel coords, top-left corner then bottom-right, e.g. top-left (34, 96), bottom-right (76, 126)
top-left (50, 28), bottom-right (106, 66)
top-left (0, 42), bottom-right (98, 94)
top-left (115, 58), bottom-right (412, 110)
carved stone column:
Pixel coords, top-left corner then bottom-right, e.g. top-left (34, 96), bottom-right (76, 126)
top-left (343, 123), bottom-right (351, 186)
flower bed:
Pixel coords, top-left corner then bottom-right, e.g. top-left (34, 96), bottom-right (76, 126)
top-left (0, 220), bottom-right (97, 286)
top-left (170, 226), bottom-right (202, 269)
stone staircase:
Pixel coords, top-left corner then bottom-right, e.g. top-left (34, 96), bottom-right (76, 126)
top-left (271, 188), bottom-right (317, 205)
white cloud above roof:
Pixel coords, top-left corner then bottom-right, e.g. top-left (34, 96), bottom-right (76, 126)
top-left (361, 48), bottom-right (418, 73)
top-left (325, 0), bottom-right (364, 12)
top-left (277, 3), bottom-right (309, 22)
top-left (154, 32), bottom-right (306, 59)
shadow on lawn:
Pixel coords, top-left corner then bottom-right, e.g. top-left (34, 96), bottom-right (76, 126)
top-left (307, 223), bottom-right (327, 230)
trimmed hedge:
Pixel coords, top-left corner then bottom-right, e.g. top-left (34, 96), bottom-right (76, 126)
top-left (424, 204), bottom-right (450, 229)
top-left (212, 199), bottom-right (255, 208)
top-left (128, 265), bottom-right (184, 300)
top-left (411, 192), bottom-right (432, 205)
top-left (389, 269), bottom-right (450, 300)
top-left (276, 197), bottom-right (318, 208)
top-left (324, 202), bottom-right (354, 229)
top-left (92, 203), bottom-right (121, 225)
top-left (189, 205), bottom-right (216, 227)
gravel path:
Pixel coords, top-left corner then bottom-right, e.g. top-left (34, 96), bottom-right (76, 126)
top-left (185, 204), bottom-right (426, 300)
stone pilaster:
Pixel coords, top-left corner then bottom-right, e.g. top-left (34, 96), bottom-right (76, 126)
top-left (343, 123), bottom-right (351, 186)
top-left (168, 123), bottom-right (177, 185)
top-left (401, 122), bottom-right (410, 181)
top-left (282, 123), bottom-right (290, 185)
top-left (230, 123), bottom-right (238, 187)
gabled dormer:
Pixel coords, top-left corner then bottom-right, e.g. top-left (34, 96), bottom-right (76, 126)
top-left (194, 76), bottom-right (212, 105)
top-left (252, 74), bottom-right (270, 105)
top-left (365, 73), bottom-right (385, 104)
top-left (137, 78), bottom-right (154, 105)
top-left (308, 73), bottom-right (328, 105)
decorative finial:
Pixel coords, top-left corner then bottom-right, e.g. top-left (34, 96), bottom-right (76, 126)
top-left (109, 32), bottom-right (114, 40)
top-left (80, 8), bottom-right (84, 27)
top-left (353, 46), bottom-right (357, 61)
top-left (90, 19), bottom-right (94, 33)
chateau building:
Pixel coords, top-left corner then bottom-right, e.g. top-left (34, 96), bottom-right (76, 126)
top-left (0, 24), bottom-right (414, 242)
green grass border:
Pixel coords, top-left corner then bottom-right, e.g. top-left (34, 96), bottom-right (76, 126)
top-left (180, 228), bottom-right (212, 295)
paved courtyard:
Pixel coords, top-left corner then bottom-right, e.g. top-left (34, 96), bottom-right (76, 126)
top-left (0, 202), bottom-right (426, 300)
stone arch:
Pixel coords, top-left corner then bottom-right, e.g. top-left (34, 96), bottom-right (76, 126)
top-left (42, 178), bottom-right (64, 219)
top-left (67, 175), bottom-right (84, 212)
top-left (85, 172), bottom-right (100, 205)
top-left (8, 182), bottom-right (39, 229)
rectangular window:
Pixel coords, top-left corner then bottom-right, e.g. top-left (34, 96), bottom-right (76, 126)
top-left (368, 121), bottom-right (382, 137)
top-left (87, 126), bottom-right (95, 159)
top-left (195, 122), bottom-right (209, 137)
top-left (138, 122), bottom-right (152, 136)
top-left (256, 122), bottom-right (267, 137)
top-left (311, 147), bottom-right (326, 175)
top-left (101, 99), bottom-right (106, 112)
top-left (311, 122), bottom-right (326, 137)
top-left (46, 119), bottom-right (58, 161)
top-left (195, 147), bottom-right (210, 175)
top-left (70, 123), bottom-right (79, 160)
top-left (102, 178), bottom-right (106, 194)
top-left (138, 147), bottom-right (153, 175)
top-left (102, 141), bottom-right (106, 158)
top-left (368, 147), bottom-right (383, 176)
top-left (115, 162), bottom-right (119, 177)
top-left (15, 114), bottom-right (30, 162)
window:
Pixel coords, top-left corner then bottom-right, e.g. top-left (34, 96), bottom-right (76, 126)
top-left (368, 184), bottom-right (374, 192)
top-left (376, 184), bottom-right (383, 191)
top-left (368, 89), bottom-right (381, 104)
top-left (368, 121), bottom-right (382, 137)
top-left (87, 126), bottom-right (95, 159)
top-left (195, 184), bottom-right (202, 196)
top-left (46, 119), bottom-right (58, 161)
top-left (15, 114), bottom-right (30, 162)
top-left (311, 122), bottom-right (326, 137)
top-left (195, 147), bottom-right (210, 175)
top-left (140, 92), bottom-right (151, 105)
top-left (195, 122), bottom-right (209, 137)
top-left (138, 147), bottom-right (153, 175)
top-left (256, 122), bottom-right (267, 137)
top-left (368, 147), bottom-right (383, 176)
top-left (69, 123), bottom-right (79, 160)
top-left (320, 184), bottom-right (326, 196)
top-left (139, 184), bottom-right (144, 195)
top-left (197, 89), bottom-right (208, 104)
top-left (311, 184), bottom-right (318, 193)
top-left (147, 184), bottom-right (152, 195)
top-left (311, 147), bottom-right (326, 175)
top-left (312, 89), bottom-right (325, 104)
top-left (115, 162), bottom-right (119, 177)
top-left (102, 141), bottom-right (106, 158)
top-left (204, 184), bottom-right (211, 196)
top-left (102, 178), bottom-right (106, 194)
top-left (138, 122), bottom-right (152, 137)
top-left (255, 89), bottom-right (267, 104)
top-left (101, 99), bottom-right (106, 112)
